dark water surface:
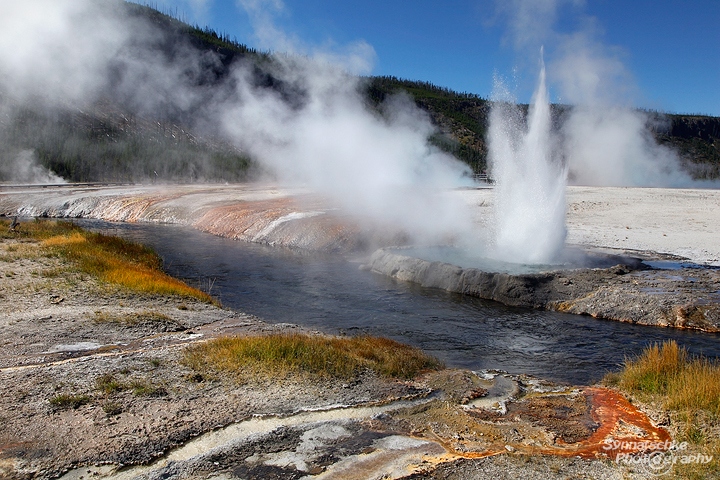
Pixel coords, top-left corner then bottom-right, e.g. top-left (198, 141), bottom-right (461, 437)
top-left (81, 220), bottom-right (720, 385)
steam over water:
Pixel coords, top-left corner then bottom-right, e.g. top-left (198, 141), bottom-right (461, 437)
top-left (489, 52), bottom-right (567, 264)
top-left (80, 220), bottom-right (720, 385)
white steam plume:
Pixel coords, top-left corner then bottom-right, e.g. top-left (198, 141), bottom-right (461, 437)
top-left (495, 0), bottom-right (699, 187)
top-left (551, 32), bottom-right (695, 186)
top-left (494, 0), bottom-right (568, 53)
top-left (0, 150), bottom-right (65, 185)
top-left (0, 0), bottom-right (124, 183)
top-left (0, 0), bottom-right (475, 242)
top-left (0, 0), bottom-right (219, 183)
top-left (0, 0), bottom-right (129, 106)
top-left (236, 0), bottom-right (377, 75)
top-left (0, 0), bottom-right (225, 118)
top-left (220, 1), bottom-right (474, 242)
top-left (489, 55), bottom-right (567, 263)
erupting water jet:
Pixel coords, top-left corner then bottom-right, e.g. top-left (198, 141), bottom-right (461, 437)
top-left (489, 49), bottom-right (567, 265)
top-left (373, 52), bottom-right (618, 276)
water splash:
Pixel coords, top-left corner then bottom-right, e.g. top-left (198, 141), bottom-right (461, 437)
top-left (489, 50), bottom-right (567, 264)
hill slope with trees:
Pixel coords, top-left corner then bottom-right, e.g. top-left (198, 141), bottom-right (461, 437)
top-left (1, 1), bottom-right (717, 183)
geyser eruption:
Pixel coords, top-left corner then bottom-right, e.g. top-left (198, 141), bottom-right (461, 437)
top-left (489, 51), bottom-right (567, 264)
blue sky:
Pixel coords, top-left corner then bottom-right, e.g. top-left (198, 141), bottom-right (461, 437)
top-left (145, 0), bottom-right (719, 116)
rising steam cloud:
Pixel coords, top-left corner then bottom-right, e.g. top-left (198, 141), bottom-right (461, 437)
top-left (0, 0), bottom-right (474, 242)
top-left (490, 54), bottom-right (567, 263)
top-left (494, 0), bottom-right (699, 187)
top-left (220, 1), bottom-right (473, 241)
top-left (0, 0), bottom-right (128, 183)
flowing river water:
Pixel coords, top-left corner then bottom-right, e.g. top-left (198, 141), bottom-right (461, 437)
top-left (81, 220), bottom-right (720, 385)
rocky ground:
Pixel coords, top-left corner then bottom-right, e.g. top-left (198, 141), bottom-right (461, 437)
top-left (2, 184), bottom-right (719, 478)
top-left (0, 227), bottom-right (694, 480)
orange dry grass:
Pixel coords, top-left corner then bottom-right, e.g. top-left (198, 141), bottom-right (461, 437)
top-left (666, 358), bottom-right (720, 414)
top-left (615, 341), bottom-right (686, 395)
top-left (184, 333), bottom-right (443, 380)
top-left (613, 341), bottom-right (720, 415)
top-left (612, 342), bottom-right (720, 479)
top-left (37, 222), bottom-right (214, 304)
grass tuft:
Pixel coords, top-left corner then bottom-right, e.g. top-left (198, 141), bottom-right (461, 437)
top-left (96, 373), bottom-right (126, 395)
top-left (665, 357), bottom-right (720, 414)
top-left (613, 341), bottom-right (687, 395)
top-left (49, 393), bottom-right (90, 410)
top-left (606, 341), bottom-right (720, 477)
top-left (609, 340), bottom-right (720, 415)
top-left (1, 218), bottom-right (216, 304)
top-left (183, 333), bottom-right (443, 380)
top-left (92, 310), bottom-right (177, 326)
top-left (102, 401), bottom-right (123, 416)
top-left (129, 380), bottom-right (167, 397)
top-left (94, 372), bottom-right (167, 397)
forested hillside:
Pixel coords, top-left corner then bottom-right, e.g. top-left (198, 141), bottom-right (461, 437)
top-left (366, 77), bottom-right (490, 174)
top-left (1, 2), bottom-right (717, 183)
top-left (0, 2), bottom-right (258, 183)
top-left (367, 77), bottom-right (720, 179)
top-left (656, 114), bottom-right (720, 179)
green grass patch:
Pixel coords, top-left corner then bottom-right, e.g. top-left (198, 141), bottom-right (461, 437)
top-left (129, 379), bottom-right (167, 397)
top-left (94, 372), bottom-right (167, 397)
top-left (49, 393), bottom-right (90, 410)
top-left (147, 357), bottom-right (163, 368)
top-left (1, 218), bottom-right (216, 304)
top-left (39, 267), bottom-right (64, 277)
top-left (102, 401), bottom-right (123, 416)
top-left (92, 310), bottom-right (175, 325)
top-left (96, 373), bottom-right (126, 395)
top-left (183, 333), bottom-right (443, 380)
